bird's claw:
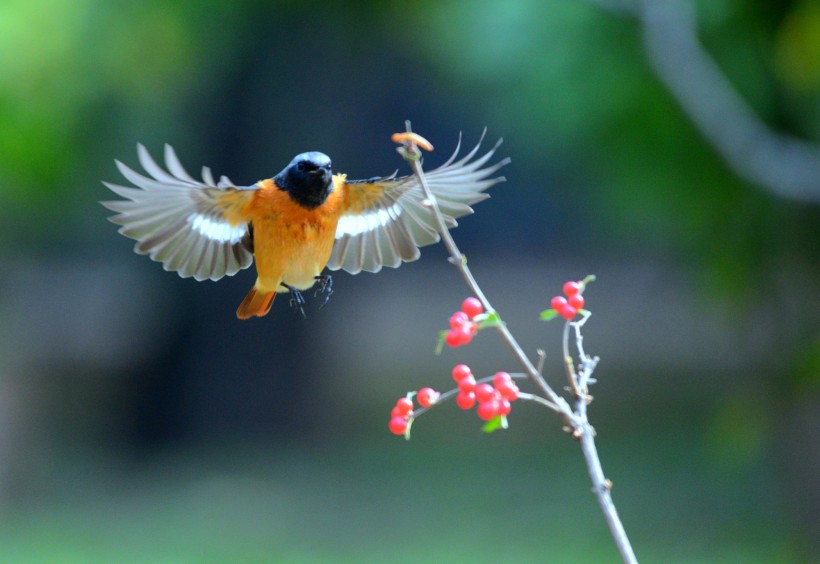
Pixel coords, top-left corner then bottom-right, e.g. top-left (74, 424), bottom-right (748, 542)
top-left (283, 284), bottom-right (307, 318)
top-left (314, 275), bottom-right (333, 309)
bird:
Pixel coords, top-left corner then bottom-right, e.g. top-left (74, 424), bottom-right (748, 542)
top-left (102, 132), bottom-right (508, 319)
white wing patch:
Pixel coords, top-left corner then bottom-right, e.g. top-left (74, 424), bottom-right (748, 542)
top-left (102, 144), bottom-right (256, 282)
top-left (327, 133), bottom-right (508, 275)
top-left (335, 203), bottom-right (403, 238)
top-left (188, 213), bottom-right (247, 244)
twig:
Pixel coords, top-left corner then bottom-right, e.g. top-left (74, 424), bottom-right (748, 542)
top-left (395, 122), bottom-right (637, 563)
top-left (396, 121), bottom-right (576, 427)
top-left (592, 0), bottom-right (820, 204)
top-left (562, 320), bottom-right (584, 399)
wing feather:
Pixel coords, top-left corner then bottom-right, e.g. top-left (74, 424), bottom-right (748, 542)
top-left (328, 133), bottom-right (509, 274)
top-left (101, 144), bottom-right (256, 282)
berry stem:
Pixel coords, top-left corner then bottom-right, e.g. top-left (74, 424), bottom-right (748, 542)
top-left (410, 373), bottom-right (544, 417)
top-left (562, 311), bottom-right (598, 401)
top-left (562, 320), bottom-right (585, 400)
top-left (516, 392), bottom-right (562, 411)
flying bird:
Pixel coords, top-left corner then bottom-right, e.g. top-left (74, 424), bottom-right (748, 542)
top-left (102, 133), bottom-right (508, 318)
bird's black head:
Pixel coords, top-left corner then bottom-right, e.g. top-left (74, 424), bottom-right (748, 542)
top-left (274, 151), bottom-right (333, 209)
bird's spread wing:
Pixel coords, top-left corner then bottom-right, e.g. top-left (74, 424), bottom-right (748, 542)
top-left (101, 144), bottom-right (257, 281)
top-left (329, 132), bottom-right (509, 274)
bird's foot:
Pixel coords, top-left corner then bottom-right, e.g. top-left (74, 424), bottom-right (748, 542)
top-left (282, 284), bottom-right (307, 318)
top-left (314, 275), bottom-right (333, 309)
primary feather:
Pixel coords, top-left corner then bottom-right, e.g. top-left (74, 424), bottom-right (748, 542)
top-left (101, 144), bottom-right (255, 282)
top-left (330, 132), bottom-right (509, 274)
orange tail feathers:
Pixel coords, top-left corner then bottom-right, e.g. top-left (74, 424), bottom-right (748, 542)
top-left (236, 286), bottom-right (276, 319)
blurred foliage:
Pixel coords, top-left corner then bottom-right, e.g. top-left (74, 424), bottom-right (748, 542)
top-left (0, 0), bottom-right (242, 225)
top-left (775, 0), bottom-right (820, 94)
top-left (403, 0), bottom-right (820, 302)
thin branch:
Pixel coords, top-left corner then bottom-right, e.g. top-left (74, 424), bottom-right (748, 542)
top-left (562, 319), bottom-right (584, 399)
top-left (396, 121), bottom-right (575, 426)
top-left (536, 348), bottom-right (547, 375)
top-left (573, 314), bottom-right (600, 392)
top-left (593, 0), bottom-right (820, 204)
top-left (578, 418), bottom-right (636, 563)
top-left (562, 312), bottom-right (635, 562)
top-left (409, 373), bottom-right (562, 418)
top-left (517, 392), bottom-right (563, 412)
top-left (394, 124), bottom-right (637, 563)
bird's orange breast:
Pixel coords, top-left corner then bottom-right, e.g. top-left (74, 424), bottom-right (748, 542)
top-left (243, 177), bottom-right (346, 291)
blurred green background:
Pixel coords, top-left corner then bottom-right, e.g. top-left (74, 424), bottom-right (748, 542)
top-left (0, 0), bottom-right (818, 561)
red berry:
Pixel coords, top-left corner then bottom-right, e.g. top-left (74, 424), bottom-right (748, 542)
top-left (394, 397), bottom-right (414, 416)
top-left (457, 375), bottom-right (476, 393)
top-left (495, 380), bottom-right (520, 401)
top-left (452, 364), bottom-right (472, 382)
top-left (563, 281), bottom-right (582, 296)
top-left (389, 416), bottom-right (409, 435)
top-left (558, 303), bottom-right (577, 320)
top-left (550, 295), bottom-right (567, 311)
top-left (445, 329), bottom-right (464, 346)
top-left (492, 372), bottom-right (512, 387)
top-left (445, 329), bottom-right (460, 347)
top-left (477, 400), bottom-right (499, 421)
top-left (449, 311), bottom-right (469, 329)
top-left (456, 391), bottom-right (476, 410)
top-left (474, 383), bottom-right (496, 403)
top-left (568, 293), bottom-right (585, 310)
top-left (461, 297), bottom-right (484, 319)
top-left (457, 325), bottom-right (475, 344)
top-left (497, 399), bottom-right (512, 416)
top-left (417, 387), bottom-right (439, 407)
top-left (446, 325), bottom-right (474, 347)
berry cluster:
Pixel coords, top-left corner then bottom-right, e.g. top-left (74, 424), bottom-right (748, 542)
top-left (388, 387), bottom-right (441, 436)
top-left (550, 280), bottom-right (586, 321)
top-left (451, 364), bottom-right (520, 421)
top-left (445, 297), bottom-right (484, 347)
top-left (390, 277), bottom-right (597, 437)
top-left (387, 364), bottom-right (522, 435)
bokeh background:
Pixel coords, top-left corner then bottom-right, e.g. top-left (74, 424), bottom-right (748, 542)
top-left (1, 0), bottom-right (818, 561)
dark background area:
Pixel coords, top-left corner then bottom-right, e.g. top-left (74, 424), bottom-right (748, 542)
top-left (0, 1), bottom-right (818, 561)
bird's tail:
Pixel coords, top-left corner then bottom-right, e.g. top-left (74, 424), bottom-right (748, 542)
top-left (236, 283), bottom-right (276, 319)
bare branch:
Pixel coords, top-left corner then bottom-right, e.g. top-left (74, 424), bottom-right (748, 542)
top-left (394, 124), bottom-right (637, 562)
top-left (395, 121), bottom-right (576, 426)
top-left (593, 0), bottom-right (820, 204)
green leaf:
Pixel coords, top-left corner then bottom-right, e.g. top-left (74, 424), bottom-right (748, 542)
top-left (481, 415), bottom-right (509, 433)
top-left (404, 417), bottom-right (414, 440)
top-left (580, 274), bottom-right (596, 289)
top-left (477, 311), bottom-right (504, 329)
top-left (435, 330), bottom-right (448, 355)
top-left (540, 309), bottom-right (558, 321)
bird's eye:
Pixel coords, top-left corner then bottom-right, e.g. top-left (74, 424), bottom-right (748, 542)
top-left (297, 161), bottom-right (307, 172)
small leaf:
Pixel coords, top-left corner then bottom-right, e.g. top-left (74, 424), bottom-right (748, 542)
top-left (477, 311), bottom-right (504, 329)
top-left (435, 330), bottom-right (448, 355)
top-left (580, 274), bottom-right (596, 289)
top-left (482, 415), bottom-right (508, 433)
top-left (540, 309), bottom-right (558, 321)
